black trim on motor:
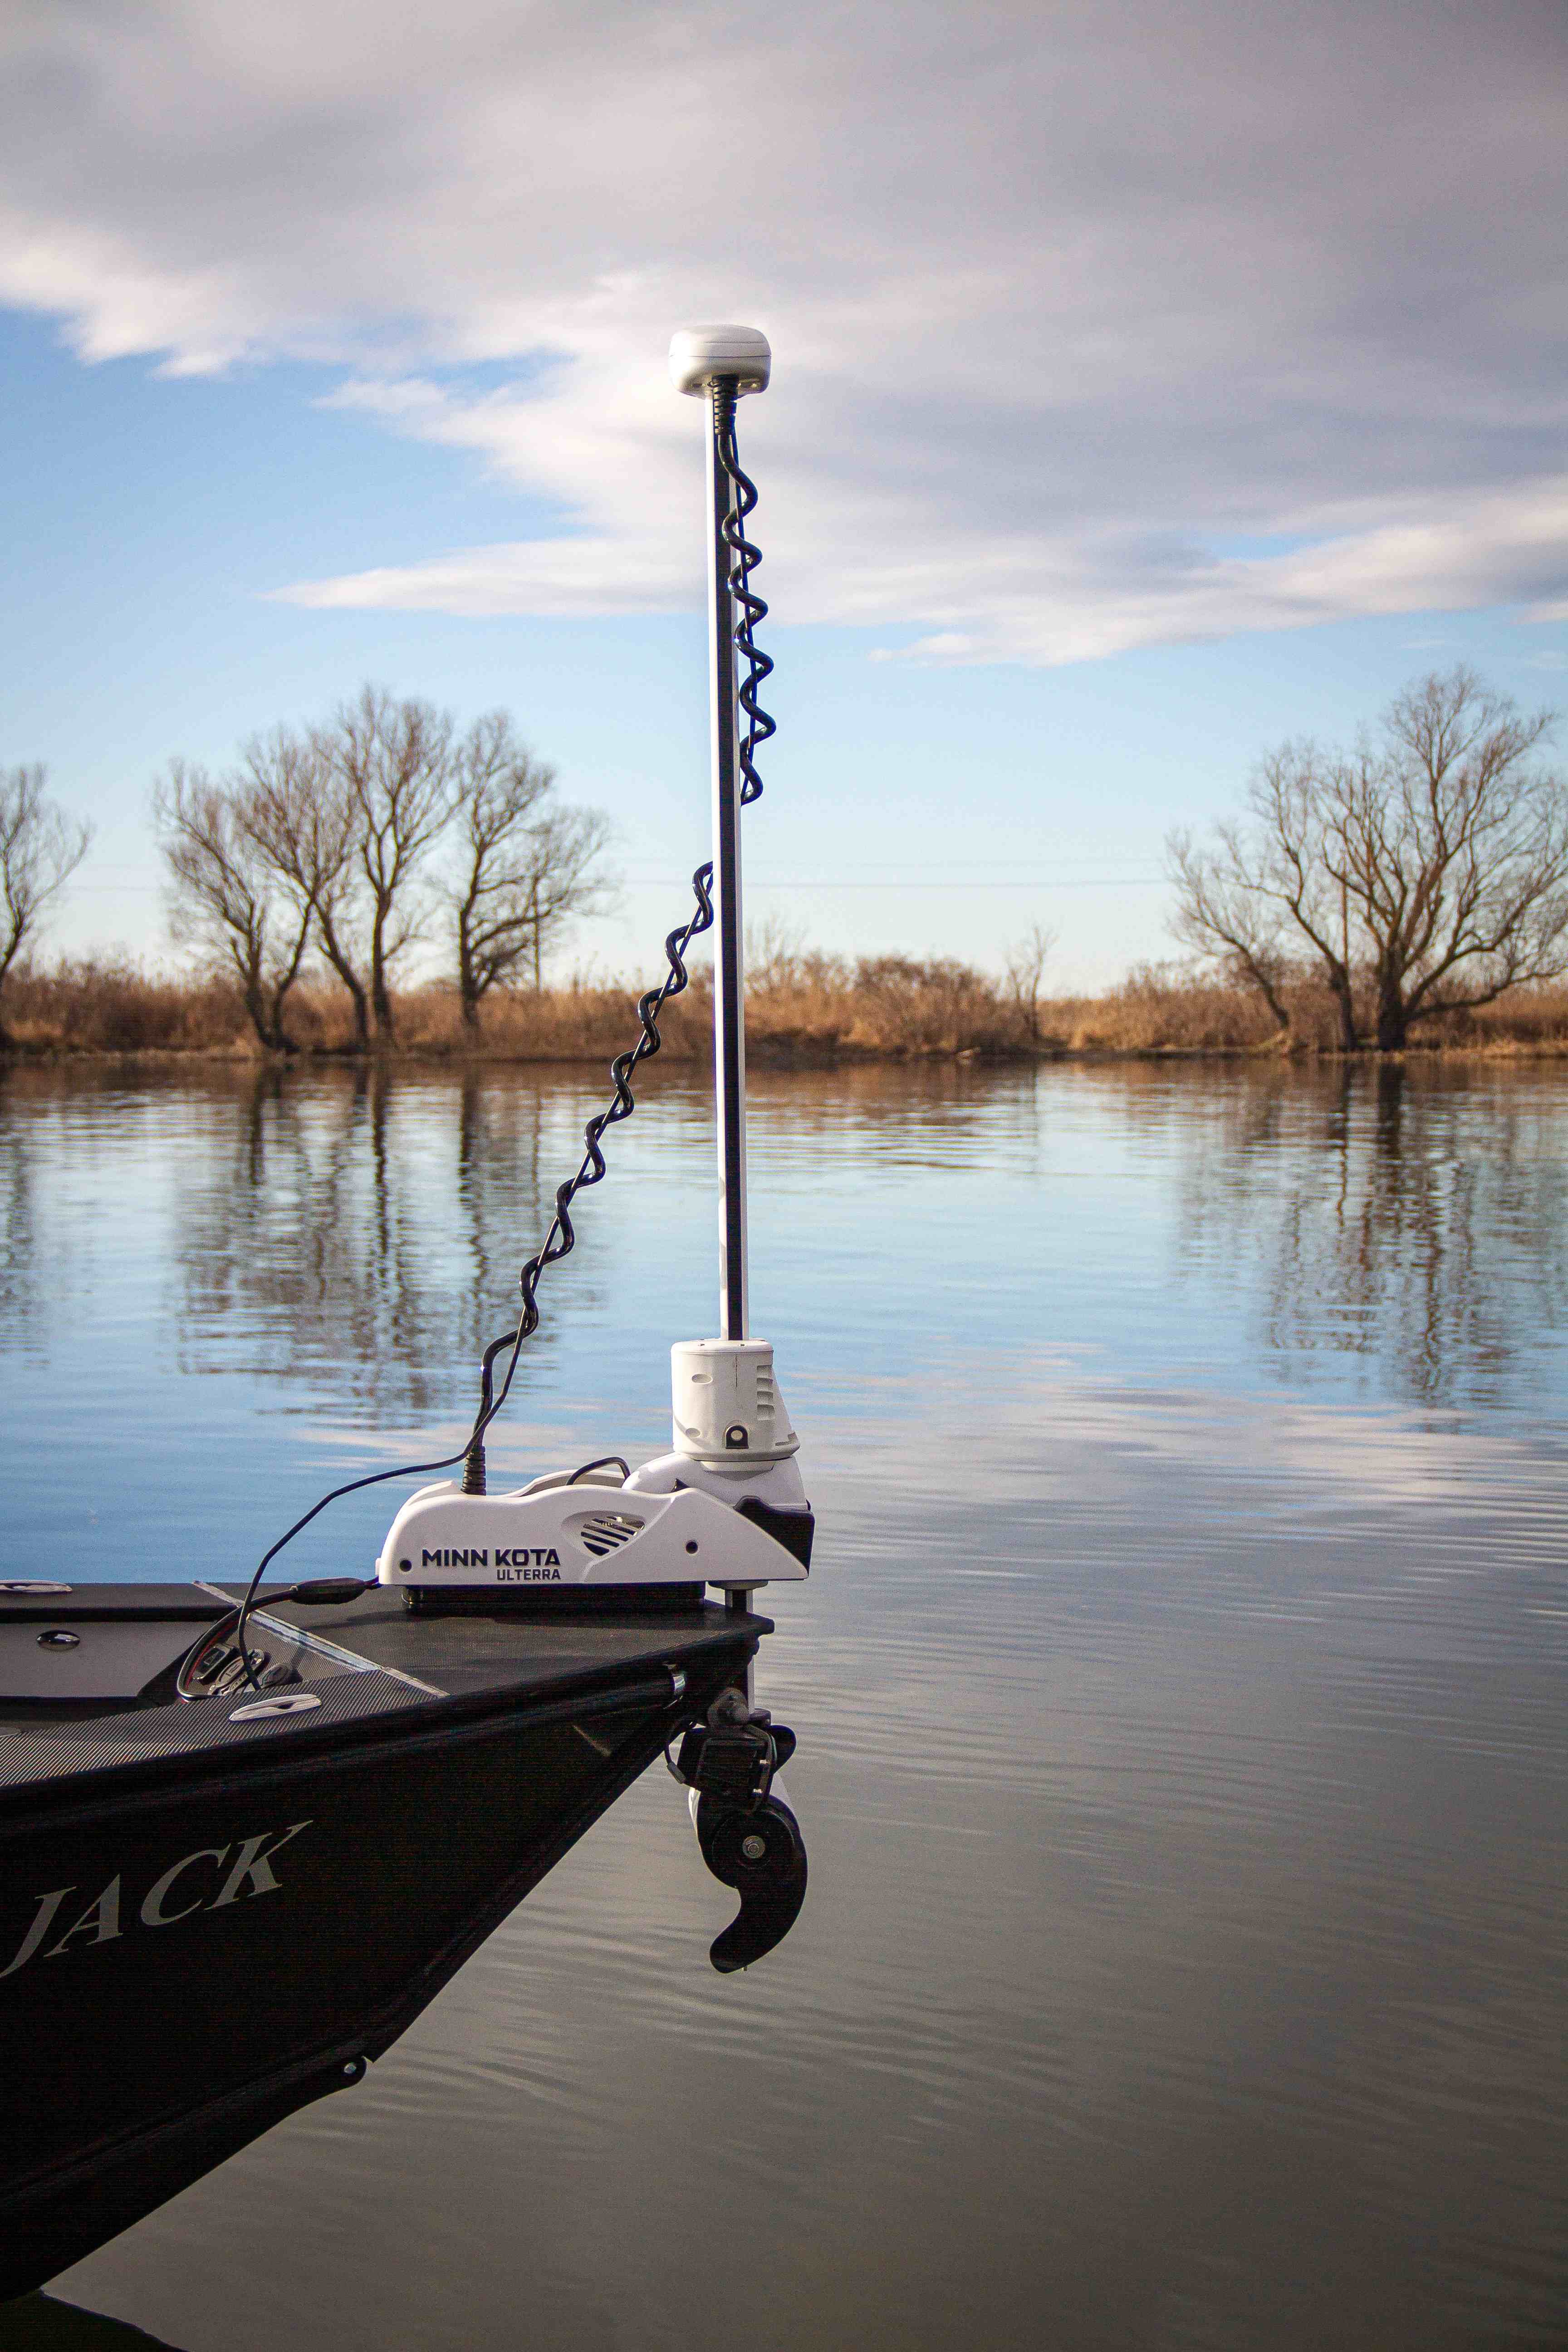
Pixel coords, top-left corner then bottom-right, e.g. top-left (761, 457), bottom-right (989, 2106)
top-left (735, 1498), bottom-right (814, 1570)
top-left (402, 1581), bottom-right (706, 1617)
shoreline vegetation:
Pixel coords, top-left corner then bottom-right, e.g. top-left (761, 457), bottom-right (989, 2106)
top-left (7, 950), bottom-right (1568, 1066)
top-left (9, 669), bottom-right (1568, 1070)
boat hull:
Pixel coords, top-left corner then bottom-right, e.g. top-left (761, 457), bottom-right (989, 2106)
top-left (0, 1604), bottom-right (759, 2296)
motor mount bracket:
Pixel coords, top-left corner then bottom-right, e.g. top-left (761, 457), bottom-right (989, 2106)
top-left (673, 1716), bottom-right (797, 1813)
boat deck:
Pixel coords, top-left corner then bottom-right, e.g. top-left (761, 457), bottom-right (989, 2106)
top-left (0, 1582), bottom-right (772, 1810)
top-left (241, 1582), bottom-right (769, 1704)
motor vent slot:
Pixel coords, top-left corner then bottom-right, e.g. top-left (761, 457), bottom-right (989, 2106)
top-left (575, 1512), bottom-right (646, 1558)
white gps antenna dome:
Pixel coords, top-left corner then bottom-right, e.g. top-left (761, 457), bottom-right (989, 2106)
top-left (669, 323), bottom-right (771, 397)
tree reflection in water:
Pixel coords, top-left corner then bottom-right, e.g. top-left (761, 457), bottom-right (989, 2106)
top-left (1159, 1061), bottom-right (1568, 1409)
top-left (7, 1056), bottom-right (1568, 1431)
top-left (171, 1065), bottom-right (575, 1425)
top-left (0, 1084), bottom-right (42, 1359)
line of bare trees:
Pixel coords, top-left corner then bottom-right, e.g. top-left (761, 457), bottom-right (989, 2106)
top-left (1167, 669), bottom-right (1568, 1052)
top-left (153, 686), bottom-right (612, 1053)
top-left (7, 663), bottom-right (1565, 1065)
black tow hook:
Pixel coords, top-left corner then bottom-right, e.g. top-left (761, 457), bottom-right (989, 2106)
top-left (673, 1709), bottom-right (808, 1974)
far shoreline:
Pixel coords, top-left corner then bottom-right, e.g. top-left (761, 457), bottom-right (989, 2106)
top-left (7, 954), bottom-right (1568, 1067)
top-left (8, 1036), bottom-right (1568, 1073)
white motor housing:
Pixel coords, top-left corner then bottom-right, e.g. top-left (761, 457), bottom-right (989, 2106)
top-left (376, 1475), bottom-right (807, 1594)
top-left (669, 323), bottom-right (771, 397)
top-left (671, 1338), bottom-right (797, 1464)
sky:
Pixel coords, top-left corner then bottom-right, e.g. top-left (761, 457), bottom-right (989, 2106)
top-left (2, 0), bottom-right (1566, 990)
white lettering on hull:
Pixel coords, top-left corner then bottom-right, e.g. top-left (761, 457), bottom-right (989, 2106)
top-left (0, 1821), bottom-right (313, 1983)
top-left (142, 1848), bottom-right (227, 1928)
top-left (46, 1875), bottom-right (122, 1957)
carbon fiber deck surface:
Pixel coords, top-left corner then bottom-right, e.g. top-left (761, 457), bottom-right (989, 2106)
top-left (0, 1670), bottom-right (431, 1800)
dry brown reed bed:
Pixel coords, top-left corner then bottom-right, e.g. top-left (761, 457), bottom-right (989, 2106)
top-left (7, 951), bottom-right (1568, 1063)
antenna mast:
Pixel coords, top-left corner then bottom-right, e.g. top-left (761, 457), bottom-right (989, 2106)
top-left (670, 323), bottom-right (772, 1340)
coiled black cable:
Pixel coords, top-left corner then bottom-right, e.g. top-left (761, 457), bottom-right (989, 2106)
top-left (230, 383), bottom-right (774, 1690)
top-left (714, 387), bottom-right (776, 806)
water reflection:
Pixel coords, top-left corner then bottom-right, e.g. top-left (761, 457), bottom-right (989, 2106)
top-left (6, 1059), bottom-right (1568, 1432)
top-left (170, 1068), bottom-right (563, 1418)
top-left (1150, 1061), bottom-right (1568, 1409)
top-left (0, 1086), bottom-right (44, 1360)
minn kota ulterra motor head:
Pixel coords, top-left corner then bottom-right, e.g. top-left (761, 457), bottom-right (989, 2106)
top-left (376, 1339), bottom-right (812, 1604)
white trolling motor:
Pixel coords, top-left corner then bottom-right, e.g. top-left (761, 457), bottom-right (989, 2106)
top-left (376, 1334), bottom-right (811, 1602)
top-left (376, 324), bottom-right (813, 1612)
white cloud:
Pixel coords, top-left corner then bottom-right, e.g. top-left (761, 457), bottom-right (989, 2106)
top-left (280, 463), bottom-right (1568, 667)
top-left (3, 0), bottom-right (1567, 662)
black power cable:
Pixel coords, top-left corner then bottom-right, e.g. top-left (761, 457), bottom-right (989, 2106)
top-left (230, 382), bottom-right (774, 1691)
top-left (713, 381), bottom-right (775, 808)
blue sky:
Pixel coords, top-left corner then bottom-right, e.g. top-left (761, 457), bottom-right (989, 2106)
top-left (2, 1), bottom-right (1565, 989)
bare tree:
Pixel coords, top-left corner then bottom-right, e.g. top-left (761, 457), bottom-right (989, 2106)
top-left (1166, 787), bottom-right (1325, 1045)
top-left (240, 727), bottom-right (369, 1047)
top-left (1003, 921), bottom-right (1057, 1045)
top-left (518, 805), bottom-right (614, 989)
top-left (446, 714), bottom-right (612, 1020)
top-left (446, 714), bottom-right (556, 1027)
top-left (1166, 670), bottom-right (1568, 1051)
top-left (158, 689), bottom-right (597, 1052)
top-left (153, 760), bottom-right (312, 1052)
top-left (744, 914), bottom-right (808, 990)
top-left (0, 765), bottom-right (93, 1047)
top-left (321, 687), bottom-right (456, 1042)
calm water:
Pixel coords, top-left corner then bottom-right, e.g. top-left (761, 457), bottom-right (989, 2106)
top-left (3, 1058), bottom-right (1567, 2350)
